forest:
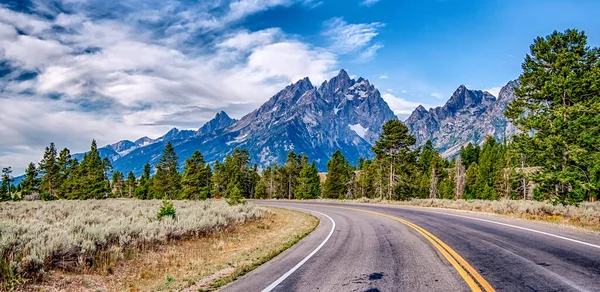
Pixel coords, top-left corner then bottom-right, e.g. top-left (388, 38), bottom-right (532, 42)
top-left (1, 29), bottom-right (598, 205)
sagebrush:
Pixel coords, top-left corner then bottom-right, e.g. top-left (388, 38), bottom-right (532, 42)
top-left (0, 199), bottom-right (263, 282)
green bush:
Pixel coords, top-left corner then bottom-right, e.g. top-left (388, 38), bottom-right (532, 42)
top-left (226, 185), bottom-right (246, 206)
top-left (156, 199), bottom-right (177, 220)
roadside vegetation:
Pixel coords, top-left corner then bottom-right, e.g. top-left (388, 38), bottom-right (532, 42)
top-left (0, 199), bottom-right (264, 289)
top-left (13, 207), bottom-right (317, 291)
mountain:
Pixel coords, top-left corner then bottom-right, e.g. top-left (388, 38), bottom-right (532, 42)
top-left (91, 69), bottom-right (397, 175)
top-left (198, 111), bottom-right (237, 136)
top-left (405, 80), bottom-right (518, 157)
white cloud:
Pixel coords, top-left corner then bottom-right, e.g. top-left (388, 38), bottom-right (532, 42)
top-left (381, 93), bottom-right (430, 119)
top-left (379, 75), bottom-right (389, 79)
top-left (0, 1), bottom-right (339, 173)
top-left (322, 17), bottom-right (384, 57)
top-left (218, 28), bottom-right (282, 51)
top-left (484, 86), bottom-right (502, 97)
top-left (431, 92), bottom-right (443, 99)
top-left (0, 23), bottom-right (72, 69)
top-left (358, 44), bottom-right (383, 62)
top-left (361, 0), bottom-right (381, 6)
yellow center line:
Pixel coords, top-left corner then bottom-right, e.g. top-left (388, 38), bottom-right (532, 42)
top-left (296, 203), bottom-right (495, 292)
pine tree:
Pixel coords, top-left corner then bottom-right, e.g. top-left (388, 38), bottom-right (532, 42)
top-left (56, 148), bottom-right (74, 198)
top-left (323, 150), bottom-right (349, 199)
top-left (0, 167), bottom-right (13, 201)
top-left (126, 171), bottom-right (136, 198)
top-left (21, 162), bottom-right (39, 198)
top-left (505, 29), bottom-right (600, 203)
top-left (39, 142), bottom-right (59, 197)
top-left (182, 150), bottom-right (211, 200)
top-left (372, 120), bottom-right (417, 199)
top-left (135, 163), bottom-right (152, 199)
top-left (460, 143), bottom-right (480, 167)
top-left (152, 142), bottom-right (181, 199)
top-left (71, 140), bottom-right (110, 199)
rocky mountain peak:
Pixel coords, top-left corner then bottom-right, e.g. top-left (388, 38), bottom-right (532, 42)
top-left (406, 80), bottom-right (518, 157)
top-left (318, 69), bottom-right (353, 97)
top-left (443, 85), bottom-right (496, 114)
top-left (497, 80), bottom-right (519, 102)
top-left (134, 136), bottom-right (153, 146)
top-left (409, 104), bottom-right (428, 120)
top-left (199, 111), bottom-right (237, 136)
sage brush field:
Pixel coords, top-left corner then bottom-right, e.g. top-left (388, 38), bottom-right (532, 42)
top-left (0, 199), bottom-right (263, 281)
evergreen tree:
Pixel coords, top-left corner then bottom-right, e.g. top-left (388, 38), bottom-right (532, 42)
top-left (71, 140), bottom-right (110, 199)
top-left (152, 142), bottom-right (181, 199)
top-left (283, 151), bottom-right (301, 199)
top-left (135, 163), bottom-right (152, 199)
top-left (56, 148), bottom-right (74, 198)
top-left (181, 150), bottom-right (212, 200)
top-left (323, 150), bottom-right (349, 199)
top-left (296, 160), bottom-right (320, 199)
top-left (0, 167), bottom-right (13, 201)
top-left (21, 162), bottom-right (39, 198)
top-left (39, 142), bottom-right (59, 197)
top-left (372, 120), bottom-right (417, 199)
top-left (460, 143), bottom-right (480, 167)
top-left (126, 171), bottom-right (136, 198)
top-left (505, 29), bottom-right (600, 203)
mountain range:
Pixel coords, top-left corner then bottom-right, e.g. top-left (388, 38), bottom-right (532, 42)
top-left (405, 80), bottom-right (518, 157)
top-left (74, 70), bottom-right (518, 175)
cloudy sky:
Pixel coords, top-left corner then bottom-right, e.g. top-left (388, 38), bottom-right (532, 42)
top-left (1, 0), bottom-right (600, 173)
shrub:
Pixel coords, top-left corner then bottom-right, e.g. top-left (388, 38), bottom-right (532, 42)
top-left (0, 199), bottom-right (264, 283)
top-left (226, 185), bottom-right (246, 206)
top-left (157, 199), bottom-right (176, 221)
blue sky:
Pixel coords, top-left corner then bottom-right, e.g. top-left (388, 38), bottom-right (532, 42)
top-left (1, 0), bottom-right (600, 173)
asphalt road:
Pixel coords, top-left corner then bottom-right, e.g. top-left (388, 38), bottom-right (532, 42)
top-left (220, 201), bottom-right (600, 292)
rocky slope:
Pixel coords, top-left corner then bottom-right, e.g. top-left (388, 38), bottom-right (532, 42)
top-left (95, 70), bottom-right (397, 175)
top-left (405, 80), bottom-right (518, 157)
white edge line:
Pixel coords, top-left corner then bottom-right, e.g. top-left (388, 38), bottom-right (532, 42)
top-left (261, 208), bottom-right (336, 292)
top-left (440, 212), bottom-right (600, 249)
top-left (384, 205), bottom-right (600, 250)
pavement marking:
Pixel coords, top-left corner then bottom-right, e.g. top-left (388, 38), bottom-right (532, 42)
top-left (419, 211), bottom-right (600, 250)
top-left (300, 204), bottom-right (495, 292)
top-left (262, 208), bottom-right (336, 292)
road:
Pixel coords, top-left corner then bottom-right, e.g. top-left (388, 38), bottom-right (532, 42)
top-left (221, 201), bottom-right (600, 292)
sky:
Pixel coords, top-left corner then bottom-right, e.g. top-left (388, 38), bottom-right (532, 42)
top-left (2, 0), bottom-right (600, 174)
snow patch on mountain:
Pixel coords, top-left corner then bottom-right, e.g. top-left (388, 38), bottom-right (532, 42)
top-left (349, 123), bottom-right (368, 139)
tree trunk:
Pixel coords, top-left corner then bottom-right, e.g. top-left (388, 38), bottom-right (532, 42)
top-left (288, 173), bottom-right (292, 200)
top-left (522, 154), bottom-right (527, 200)
top-left (429, 165), bottom-right (437, 199)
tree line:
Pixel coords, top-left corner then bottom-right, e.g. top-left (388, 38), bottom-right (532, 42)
top-left (1, 29), bottom-right (598, 204)
top-left (0, 141), bottom-right (259, 203)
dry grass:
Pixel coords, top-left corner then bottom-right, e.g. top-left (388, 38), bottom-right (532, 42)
top-left (0, 199), bottom-right (263, 289)
top-left (15, 207), bottom-right (318, 291)
top-left (311, 198), bottom-right (600, 231)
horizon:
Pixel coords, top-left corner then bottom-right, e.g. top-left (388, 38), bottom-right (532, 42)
top-left (2, 0), bottom-right (600, 173)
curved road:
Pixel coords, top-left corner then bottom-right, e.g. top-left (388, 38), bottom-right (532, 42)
top-left (221, 201), bottom-right (600, 292)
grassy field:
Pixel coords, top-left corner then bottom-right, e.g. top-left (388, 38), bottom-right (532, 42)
top-left (312, 198), bottom-right (600, 231)
top-left (0, 199), bottom-right (267, 289)
top-left (22, 207), bottom-right (317, 291)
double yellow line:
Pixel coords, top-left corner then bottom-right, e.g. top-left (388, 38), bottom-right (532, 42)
top-left (303, 204), bottom-right (495, 292)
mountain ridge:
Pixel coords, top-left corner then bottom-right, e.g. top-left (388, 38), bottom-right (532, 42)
top-left (70, 70), bottom-right (518, 176)
top-left (405, 80), bottom-right (518, 157)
